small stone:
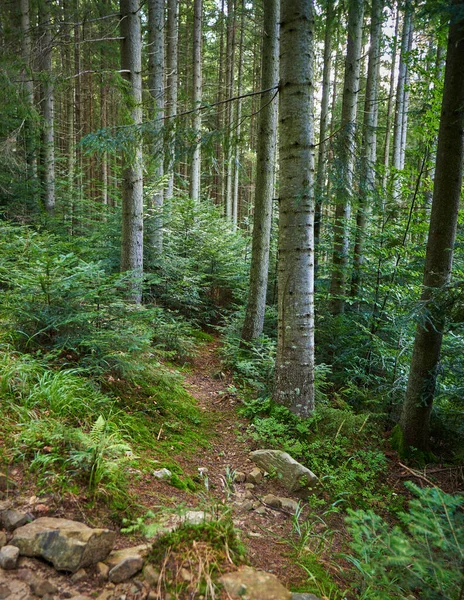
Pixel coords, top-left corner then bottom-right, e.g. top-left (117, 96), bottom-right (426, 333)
top-left (0, 509), bottom-right (29, 531)
top-left (0, 545), bottom-right (20, 569)
top-left (233, 471), bottom-right (246, 483)
top-left (255, 506), bottom-right (267, 515)
top-left (70, 568), bottom-right (87, 583)
top-left (108, 556), bottom-right (144, 583)
top-left (71, 596), bottom-right (92, 600)
top-left (0, 583), bottom-right (11, 600)
top-left (147, 592), bottom-right (157, 600)
top-left (143, 564), bottom-right (160, 586)
top-left (247, 467), bottom-right (263, 484)
top-left (0, 532), bottom-right (7, 548)
top-left (241, 501), bottom-right (254, 512)
top-left (153, 468), bottom-right (172, 480)
top-left (31, 579), bottom-right (58, 597)
top-left (280, 498), bottom-right (299, 514)
top-left (197, 467), bottom-right (208, 476)
top-left (96, 561), bottom-right (110, 581)
top-left (245, 483), bottom-right (255, 490)
top-left (42, 595), bottom-right (55, 600)
top-left (262, 494), bottom-right (282, 509)
top-left (292, 594), bottom-right (323, 600)
top-left (180, 568), bottom-right (192, 582)
top-left (244, 490), bottom-right (254, 500)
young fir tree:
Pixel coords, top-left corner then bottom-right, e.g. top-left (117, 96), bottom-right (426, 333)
top-left (273, 0), bottom-right (315, 417)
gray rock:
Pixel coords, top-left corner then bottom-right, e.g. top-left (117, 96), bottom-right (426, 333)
top-left (0, 532), bottom-right (7, 548)
top-left (262, 494), bottom-right (282, 509)
top-left (255, 506), bottom-right (267, 515)
top-left (30, 578), bottom-right (58, 597)
top-left (0, 509), bottom-right (30, 531)
top-left (143, 564), bottom-right (160, 586)
top-left (280, 498), bottom-right (299, 514)
top-left (96, 561), bottom-right (110, 581)
top-left (153, 468), bottom-right (172, 481)
top-left (11, 517), bottom-right (115, 572)
top-left (233, 471), bottom-right (246, 483)
top-left (219, 566), bottom-right (291, 600)
top-left (247, 467), bottom-right (263, 484)
top-left (240, 500), bottom-right (255, 512)
top-left (250, 450), bottom-right (317, 492)
top-left (70, 568), bottom-right (87, 583)
top-left (105, 545), bottom-right (148, 583)
top-left (0, 545), bottom-right (20, 569)
top-left (0, 584), bottom-right (11, 600)
top-left (292, 594), bottom-right (322, 600)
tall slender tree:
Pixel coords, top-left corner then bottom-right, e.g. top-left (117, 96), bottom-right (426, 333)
top-left (120, 0), bottom-right (144, 301)
top-left (274, 0), bottom-right (315, 417)
top-left (165, 0), bottom-right (178, 203)
top-left (190, 0), bottom-right (202, 202)
top-left (400, 8), bottom-right (464, 451)
top-left (329, 0), bottom-right (364, 315)
top-left (241, 0), bottom-right (279, 343)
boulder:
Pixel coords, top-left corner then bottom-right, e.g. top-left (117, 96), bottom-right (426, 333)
top-left (0, 545), bottom-right (20, 569)
top-left (10, 517), bottom-right (115, 572)
top-left (280, 498), bottom-right (299, 514)
top-left (250, 450), bottom-right (317, 492)
top-left (219, 566), bottom-right (291, 600)
top-left (262, 494), bottom-right (282, 509)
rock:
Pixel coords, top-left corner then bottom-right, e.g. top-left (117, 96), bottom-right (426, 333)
top-left (280, 498), bottom-right (299, 514)
top-left (0, 545), bottom-right (20, 569)
top-left (147, 592), bottom-right (157, 600)
top-left (0, 509), bottom-right (30, 531)
top-left (247, 468), bottom-right (263, 484)
top-left (105, 545), bottom-right (148, 583)
top-left (262, 494), bottom-right (282, 509)
top-left (245, 483), bottom-right (255, 490)
top-left (30, 578), bottom-right (58, 597)
top-left (244, 490), bottom-right (254, 500)
top-left (0, 532), bottom-right (7, 548)
top-left (70, 568), bottom-right (87, 583)
top-left (143, 565), bottom-right (160, 586)
top-left (292, 594), bottom-right (322, 600)
top-left (11, 517), bottom-right (115, 572)
top-left (250, 450), bottom-right (317, 492)
top-left (0, 584), bottom-right (11, 600)
top-left (180, 568), bottom-right (192, 582)
top-left (255, 506), bottom-right (267, 515)
top-left (240, 501), bottom-right (254, 512)
top-left (233, 472), bottom-right (246, 483)
top-left (153, 468), bottom-right (172, 481)
top-left (96, 562), bottom-right (110, 581)
top-left (71, 596), bottom-right (92, 600)
top-left (219, 566), bottom-right (291, 600)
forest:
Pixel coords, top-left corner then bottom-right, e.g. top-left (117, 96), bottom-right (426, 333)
top-left (0, 0), bottom-right (463, 598)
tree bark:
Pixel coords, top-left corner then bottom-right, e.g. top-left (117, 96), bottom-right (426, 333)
top-left (190, 0), bottom-right (202, 202)
top-left (241, 0), bottom-right (279, 343)
top-left (225, 0), bottom-right (236, 219)
top-left (165, 0), bottom-right (178, 203)
top-left (148, 0), bottom-right (165, 254)
top-left (329, 0), bottom-right (364, 315)
top-left (232, 0), bottom-right (245, 228)
top-left (400, 10), bottom-right (464, 451)
top-left (120, 0), bottom-right (144, 302)
top-left (351, 0), bottom-right (383, 300)
top-left (20, 0), bottom-right (37, 185)
top-left (274, 0), bottom-right (315, 417)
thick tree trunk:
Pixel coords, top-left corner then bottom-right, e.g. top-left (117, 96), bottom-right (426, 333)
top-left (241, 0), bottom-right (279, 343)
top-left (40, 0), bottom-right (55, 215)
top-left (232, 0), bottom-right (245, 228)
top-left (148, 0), bottom-right (165, 253)
top-left (190, 0), bottom-right (202, 202)
top-left (351, 0), bottom-right (383, 300)
top-left (329, 0), bottom-right (364, 315)
top-left (20, 0), bottom-right (37, 184)
top-left (225, 0), bottom-right (236, 219)
top-left (120, 0), bottom-right (144, 302)
top-left (400, 11), bottom-right (464, 451)
top-left (165, 0), bottom-right (178, 203)
top-left (274, 0), bottom-right (315, 417)
top-left (314, 0), bottom-right (334, 276)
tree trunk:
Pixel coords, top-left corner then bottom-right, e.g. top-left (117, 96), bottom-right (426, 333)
top-left (165, 0), bottom-right (178, 203)
top-left (400, 9), bottom-right (464, 451)
top-left (329, 0), bottom-right (364, 315)
top-left (20, 0), bottom-right (37, 185)
top-left (351, 0), bottom-right (383, 300)
top-left (274, 0), bottom-right (315, 417)
top-left (241, 0), bottom-right (279, 343)
top-left (39, 0), bottom-right (55, 215)
top-left (148, 0), bottom-right (165, 254)
top-left (190, 0), bottom-right (202, 202)
top-left (225, 0), bottom-right (236, 220)
top-left (314, 0), bottom-right (334, 276)
top-left (232, 0), bottom-right (245, 228)
top-left (120, 0), bottom-right (144, 302)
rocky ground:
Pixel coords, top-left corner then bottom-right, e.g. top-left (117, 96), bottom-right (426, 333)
top-left (0, 340), bottom-right (324, 600)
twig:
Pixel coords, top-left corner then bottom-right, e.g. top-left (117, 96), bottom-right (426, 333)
top-left (398, 462), bottom-right (437, 487)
